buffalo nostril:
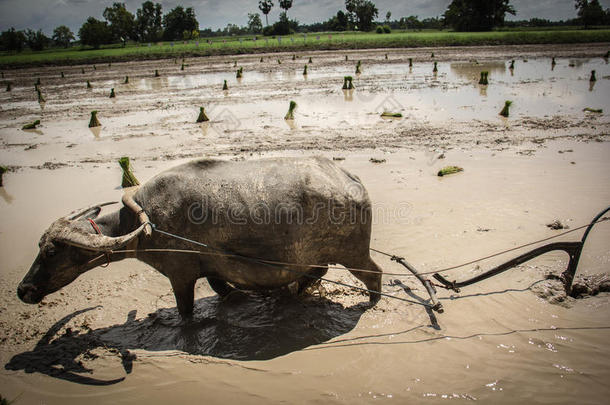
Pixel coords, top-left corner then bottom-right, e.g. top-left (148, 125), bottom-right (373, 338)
top-left (17, 284), bottom-right (26, 300)
top-left (17, 283), bottom-right (39, 303)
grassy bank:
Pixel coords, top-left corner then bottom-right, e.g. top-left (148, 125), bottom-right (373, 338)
top-left (1, 29), bottom-right (610, 68)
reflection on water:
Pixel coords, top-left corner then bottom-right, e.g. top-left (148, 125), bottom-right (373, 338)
top-left (0, 188), bottom-right (14, 204)
top-left (450, 61), bottom-right (507, 81)
top-left (89, 126), bottom-right (102, 138)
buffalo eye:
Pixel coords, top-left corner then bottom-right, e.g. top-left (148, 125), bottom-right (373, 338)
top-left (45, 246), bottom-right (57, 258)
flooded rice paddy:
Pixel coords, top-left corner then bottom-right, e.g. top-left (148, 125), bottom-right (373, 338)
top-left (0, 43), bottom-right (609, 404)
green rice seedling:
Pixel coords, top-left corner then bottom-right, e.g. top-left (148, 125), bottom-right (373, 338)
top-left (37, 89), bottom-right (45, 103)
top-left (308, 57), bottom-right (313, 64)
top-left (81, 67), bottom-right (85, 74)
top-left (292, 54), bottom-right (296, 61)
top-left (409, 58), bottom-right (413, 67)
top-left (355, 60), bottom-right (362, 74)
top-left (93, 65), bottom-right (96, 70)
top-left (181, 63), bottom-right (185, 71)
top-left (431, 52), bottom-right (435, 58)
top-left (277, 59), bottom-right (282, 64)
top-left (499, 100), bottom-right (512, 117)
top-left (222, 80), bottom-right (228, 90)
top-left (109, 88), bottom-right (116, 98)
top-left (303, 65), bottom-right (308, 75)
top-left (61, 71), bottom-right (65, 78)
top-left (118, 157), bottom-right (140, 187)
top-left (236, 67), bottom-right (243, 78)
top-left (284, 100), bottom-right (297, 120)
top-left (433, 61), bottom-right (438, 73)
top-left (124, 76), bottom-right (129, 84)
top-left (345, 55), bottom-right (348, 61)
top-left (437, 166), bottom-right (463, 177)
top-left (35, 77), bottom-right (41, 85)
top-left (6, 82), bottom-right (11, 91)
top-left (196, 107), bottom-right (210, 122)
top-left (260, 57), bottom-right (264, 63)
top-left (385, 53), bottom-right (388, 60)
top-left (34, 83), bottom-right (38, 92)
top-left (234, 60), bottom-right (237, 67)
top-left (342, 76), bottom-right (354, 90)
top-left (22, 119), bottom-right (40, 130)
top-left (154, 69), bottom-right (159, 77)
top-left (590, 70), bottom-right (596, 82)
top-left (86, 80), bottom-right (92, 89)
top-left (583, 107), bottom-right (603, 113)
top-left (479, 71), bottom-right (489, 85)
top-left (88, 110), bottom-right (101, 127)
top-left (381, 112), bottom-right (402, 118)
top-left (509, 60), bottom-right (515, 69)
top-left (0, 166), bottom-right (7, 187)
top-left (552, 57), bottom-right (556, 66)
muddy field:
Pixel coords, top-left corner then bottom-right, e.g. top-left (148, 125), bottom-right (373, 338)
top-left (1, 43), bottom-right (610, 404)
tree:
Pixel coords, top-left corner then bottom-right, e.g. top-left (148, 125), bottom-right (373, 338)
top-left (279, 0), bottom-right (293, 16)
top-left (0, 28), bottom-right (26, 52)
top-left (25, 29), bottom-right (50, 51)
top-left (443, 0), bottom-right (515, 31)
top-left (345, 0), bottom-right (379, 31)
top-left (386, 11), bottom-right (392, 23)
top-left (136, 1), bottom-right (163, 42)
top-left (103, 2), bottom-right (136, 45)
top-left (52, 25), bottom-right (74, 48)
top-left (162, 6), bottom-right (198, 41)
top-left (247, 13), bottom-right (263, 33)
top-left (79, 17), bottom-right (113, 49)
top-left (575, 0), bottom-right (605, 28)
top-left (259, 0), bottom-right (274, 26)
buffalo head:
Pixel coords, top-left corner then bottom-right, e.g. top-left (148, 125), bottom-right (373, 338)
top-left (18, 202), bottom-right (147, 304)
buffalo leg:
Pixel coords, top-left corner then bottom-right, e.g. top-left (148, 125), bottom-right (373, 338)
top-left (297, 266), bottom-right (328, 295)
top-left (208, 277), bottom-right (235, 297)
top-left (344, 256), bottom-right (383, 304)
top-left (170, 278), bottom-right (195, 318)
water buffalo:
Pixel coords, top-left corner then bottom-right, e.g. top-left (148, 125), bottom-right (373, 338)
top-left (18, 156), bottom-right (383, 318)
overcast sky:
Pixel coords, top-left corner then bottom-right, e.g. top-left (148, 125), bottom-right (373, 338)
top-left (1, 0), bottom-right (609, 36)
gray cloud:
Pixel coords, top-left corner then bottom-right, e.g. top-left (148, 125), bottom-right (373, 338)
top-left (0, 0), bottom-right (608, 36)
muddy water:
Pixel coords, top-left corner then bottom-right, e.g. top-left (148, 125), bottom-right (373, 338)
top-left (1, 45), bottom-right (610, 403)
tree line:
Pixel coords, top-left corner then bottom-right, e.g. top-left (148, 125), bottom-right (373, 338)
top-left (1, 0), bottom-right (609, 53)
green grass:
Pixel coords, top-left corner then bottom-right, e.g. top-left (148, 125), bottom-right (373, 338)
top-left (2, 29), bottom-right (610, 67)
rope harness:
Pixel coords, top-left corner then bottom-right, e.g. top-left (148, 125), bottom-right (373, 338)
top-left (86, 207), bottom-right (609, 313)
top-left (88, 218), bottom-right (111, 268)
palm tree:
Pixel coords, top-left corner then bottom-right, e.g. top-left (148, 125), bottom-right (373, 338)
top-left (259, 0), bottom-right (274, 26)
top-left (279, 0), bottom-right (293, 16)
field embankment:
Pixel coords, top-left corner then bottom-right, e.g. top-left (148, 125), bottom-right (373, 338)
top-left (1, 29), bottom-right (610, 68)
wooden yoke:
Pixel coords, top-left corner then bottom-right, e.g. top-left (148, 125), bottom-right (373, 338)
top-left (122, 186), bottom-right (153, 237)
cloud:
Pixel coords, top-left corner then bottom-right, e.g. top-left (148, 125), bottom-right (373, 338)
top-left (0, 0), bottom-right (608, 36)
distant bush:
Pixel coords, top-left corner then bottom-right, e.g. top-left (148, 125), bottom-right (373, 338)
top-left (376, 26), bottom-right (384, 34)
top-left (375, 25), bottom-right (391, 34)
top-left (383, 25), bottom-right (391, 33)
